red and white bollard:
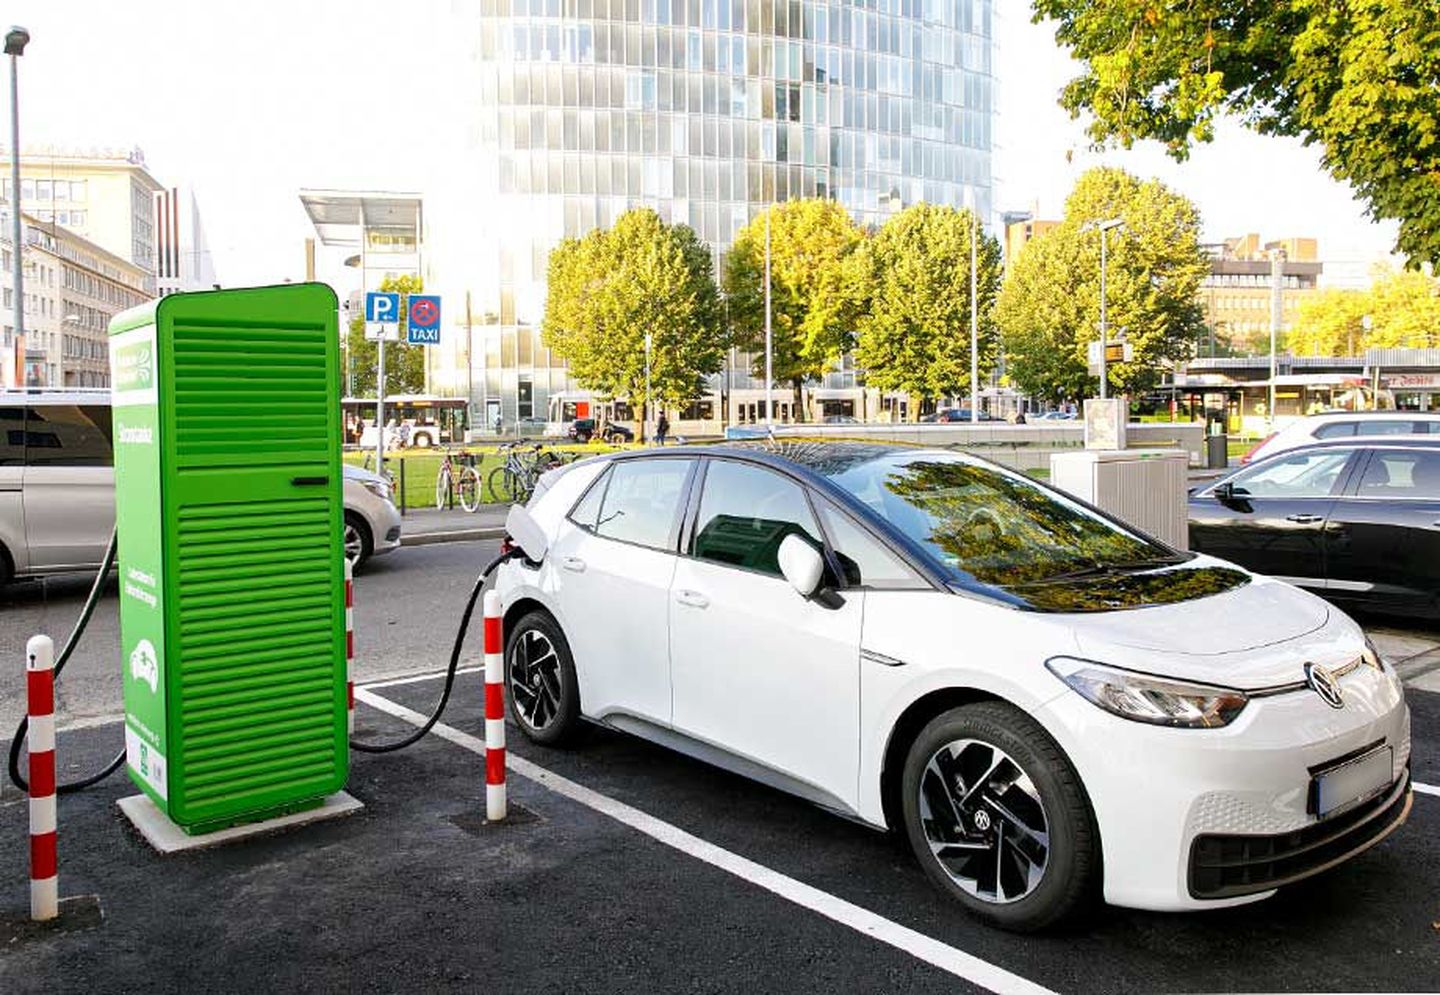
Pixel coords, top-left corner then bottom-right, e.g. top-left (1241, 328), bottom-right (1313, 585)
top-left (344, 559), bottom-right (355, 736)
top-left (26, 634), bottom-right (58, 921)
top-left (482, 591), bottom-right (506, 821)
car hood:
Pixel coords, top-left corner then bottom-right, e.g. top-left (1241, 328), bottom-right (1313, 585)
top-left (343, 464), bottom-right (383, 484)
top-left (1064, 571), bottom-right (1337, 689)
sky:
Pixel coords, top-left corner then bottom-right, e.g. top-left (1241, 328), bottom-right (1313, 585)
top-left (6, 1), bottom-right (1403, 289)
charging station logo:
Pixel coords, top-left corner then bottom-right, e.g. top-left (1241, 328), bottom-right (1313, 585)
top-left (114, 342), bottom-right (153, 392)
top-left (130, 639), bottom-right (159, 694)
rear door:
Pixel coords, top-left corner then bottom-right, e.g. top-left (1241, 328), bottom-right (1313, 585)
top-left (1189, 447), bottom-right (1361, 587)
top-left (1323, 446), bottom-right (1440, 615)
top-left (0, 403), bottom-right (24, 573)
top-left (548, 456), bottom-right (694, 725)
top-left (21, 402), bottom-right (115, 570)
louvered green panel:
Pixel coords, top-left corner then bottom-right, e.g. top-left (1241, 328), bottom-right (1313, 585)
top-left (110, 285), bottom-right (347, 834)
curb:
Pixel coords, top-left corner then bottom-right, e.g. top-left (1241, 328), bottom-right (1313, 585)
top-left (401, 527), bottom-right (506, 547)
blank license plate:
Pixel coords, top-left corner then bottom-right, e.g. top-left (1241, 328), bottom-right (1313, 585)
top-left (1314, 747), bottom-right (1393, 818)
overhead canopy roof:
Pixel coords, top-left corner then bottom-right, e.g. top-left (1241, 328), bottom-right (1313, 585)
top-left (298, 190), bottom-right (423, 248)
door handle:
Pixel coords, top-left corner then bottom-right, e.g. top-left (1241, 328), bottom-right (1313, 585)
top-left (674, 589), bottom-right (709, 609)
top-left (291, 475), bottom-right (329, 486)
top-left (1285, 514), bottom-right (1322, 524)
top-left (560, 556), bottom-right (586, 573)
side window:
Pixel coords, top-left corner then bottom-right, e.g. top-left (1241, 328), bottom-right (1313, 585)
top-left (1360, 420), bottom-right (1425, 437)
top-left (1229, 449), bottom-right (1353, 499)
top-left (815, 499), bottom-right (925, 589)
top-left (1313, 422), bottom-right (1355, 440)
top-left (592, 458), bottom-right (692, 550)
top-left (25, 404), bottom-right (113, 467)
top-left (690, 460), bottom-right (823, 577)
top-left (1357, 450), bottom-right (1440, 499)
top-left (568, 467), bottom-right (610, 530)
top-left (0, 406), bottom-right (23, 465)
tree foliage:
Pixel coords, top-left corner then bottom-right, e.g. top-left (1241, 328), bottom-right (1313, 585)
top-left (723, 199), bottom-right (868, 409)
top-left (1289, 267), bottom-right (1440, 355)
top-left (995, 167), bottom-right (1209, 402)
top-left (1033, 0), bottom-right (1440, 265)
top-left (345, 273), bottom-right (427, 397)
top-left (854, 204), bottom-right (1003, 404)
top-left (542, 208), bottom-right (722, 415)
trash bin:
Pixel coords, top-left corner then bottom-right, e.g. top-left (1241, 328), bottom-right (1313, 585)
top-left (1206, 433), bottom-right (1228, 469)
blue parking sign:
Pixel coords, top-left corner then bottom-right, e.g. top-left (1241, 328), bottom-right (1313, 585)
top-left (407, 295), bottom-right (442, 346)
top-left (365, 292), bottom-right (401, 324)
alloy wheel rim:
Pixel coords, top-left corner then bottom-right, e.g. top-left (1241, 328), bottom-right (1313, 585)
top-left (343, 523), bottom-right (363, 562)
top-left (509, 628), bottom-right (563, 730)
top-left (918, 738), bottom-right (1050, 904)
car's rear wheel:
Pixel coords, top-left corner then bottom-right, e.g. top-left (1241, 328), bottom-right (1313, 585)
top-left (900, 702), bottom-right (1098, 932)
top-left (343, 512), bottom-right (373, 570)
top-left (505, 610), bottom-right (583, 746)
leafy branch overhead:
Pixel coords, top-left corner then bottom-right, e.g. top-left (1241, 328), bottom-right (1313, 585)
top-left (1033, 0), bottom-right (1440, 265)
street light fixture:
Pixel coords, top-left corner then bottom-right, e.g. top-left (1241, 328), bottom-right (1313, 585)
top-left (6, 26), bottom-right (28, 389)
top-left (1082, 218), bottom-right (1126, 399)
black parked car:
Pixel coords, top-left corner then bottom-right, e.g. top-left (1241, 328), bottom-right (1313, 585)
top-left (568, 418), bottom-right (634, 444)
top-left (1189, 438), bottom-right (1440, 619)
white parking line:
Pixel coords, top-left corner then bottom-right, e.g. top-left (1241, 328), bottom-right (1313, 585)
top-left (361, 665), bottom-right (483, 690)
top-left (353, 686), bottom-right (1058, 995)
top-left (1416, 782), bottom-right (1440, 798)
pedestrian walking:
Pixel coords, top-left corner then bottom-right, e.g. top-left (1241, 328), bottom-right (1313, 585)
top-left (656, 412), bottom-right (670, 446)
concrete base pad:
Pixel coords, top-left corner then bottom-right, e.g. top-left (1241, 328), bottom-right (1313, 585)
top-left (117, 792), bottom-right (363, 854)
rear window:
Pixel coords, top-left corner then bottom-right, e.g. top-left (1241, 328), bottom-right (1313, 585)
top-left (24, 404), bottom-right (113, 467)
top-left (0, 405), bottom-right (22, 465)
top-left (1357, 450), bottom-right (1440, 499)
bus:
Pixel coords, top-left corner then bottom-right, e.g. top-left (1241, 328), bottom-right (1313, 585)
top-left (342, 395), bottom-right (468, 448)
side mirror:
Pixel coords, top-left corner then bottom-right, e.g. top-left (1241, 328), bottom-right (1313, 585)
top-left (504, 504), bottom-right (549, 562)
top-left (1212, 481), bottom-right (1235, 503)
top-left (777, 534), bottom-right (824, 599)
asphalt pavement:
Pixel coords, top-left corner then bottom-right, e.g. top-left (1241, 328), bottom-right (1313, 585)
top-left (1, 540), bottom-right (1438, 992)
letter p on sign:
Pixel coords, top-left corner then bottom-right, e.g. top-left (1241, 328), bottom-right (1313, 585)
top-left (365, 292), bottom-right (401, 324)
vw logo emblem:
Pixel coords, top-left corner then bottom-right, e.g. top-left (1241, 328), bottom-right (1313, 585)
top-left (973, 810), bottom-right (992, 832)
top-left (1305, 662), bottom-right (1345, 709)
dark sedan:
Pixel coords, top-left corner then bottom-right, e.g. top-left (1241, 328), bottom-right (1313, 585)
top-left (1189, 438), bottom-right (1440, 619)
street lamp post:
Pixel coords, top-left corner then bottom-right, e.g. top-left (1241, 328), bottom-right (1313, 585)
top-left (1083, 218), bottom-right (1125, 399)
top-left (763, 208), bottom-right (773, 428)
top-left (644, 331), bottom-right (652, 444)
top-left (969, 198), bottom-right (979, 423)
top-left (6, 26), bottom-right (29, 389)
top-left (1269, 247), bottom-right (1286, 429)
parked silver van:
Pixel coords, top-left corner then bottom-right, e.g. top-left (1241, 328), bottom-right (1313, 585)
top-left (0, 389), bottom-right (401, 585)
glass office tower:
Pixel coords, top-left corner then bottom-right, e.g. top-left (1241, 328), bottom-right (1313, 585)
top-left (429, 0), bottom-right (995, 429)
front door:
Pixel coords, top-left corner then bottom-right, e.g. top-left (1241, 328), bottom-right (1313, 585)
top-left (669, 458), bottom-right (862, 812)
top-left (21, 402), bottom-right (115, 570)
top-left (1189, 446), bottom-right (1360, 588)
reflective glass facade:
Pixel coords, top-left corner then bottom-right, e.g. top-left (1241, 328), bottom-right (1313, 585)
top-left (430, 0), bottom-right (995, 428)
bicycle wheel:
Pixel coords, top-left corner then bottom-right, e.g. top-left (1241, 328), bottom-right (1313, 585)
top-left (487, 464), bottom-right (515, 504)
top-left (457, 466), bottom-right (483, 512)
top-left (435, 465), bottom-right (452, 509)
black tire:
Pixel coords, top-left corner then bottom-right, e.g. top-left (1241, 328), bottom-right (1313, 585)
top-left (343, 511), bottom-right (373, 570)
top-left (487, 465), bottom-right (515, 504)
top-left (505, 610), bottom-right (584, 746)
top-left (0, 542), bottom-right (13, 587)
top-left (899, 702), bottom-right (1099, 932)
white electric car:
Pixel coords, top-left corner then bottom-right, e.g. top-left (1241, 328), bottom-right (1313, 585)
top-left (494, 441), bottom-right (1412, 931)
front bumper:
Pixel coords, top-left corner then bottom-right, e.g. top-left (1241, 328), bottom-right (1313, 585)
top-left (1034, 661), bottom-right (1410, 911)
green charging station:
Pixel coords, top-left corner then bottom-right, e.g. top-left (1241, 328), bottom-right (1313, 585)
top-left (108, 284), bottom-right (349, 834)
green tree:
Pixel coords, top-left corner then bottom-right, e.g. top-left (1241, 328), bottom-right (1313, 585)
top-left (724, 199), bottom-right (868, 415)
top-left (542, 208), bottom-right (723, 433)
top-left (1290, 267), bottom-right (1440, 354)
top-left (995, 167), bottom-right (1209, 401)
top-left (345, 273), bottom-right (428, 396)
top-left (855, 204), bottom-right (1003, 411)
top-left (1032, 0), bottom-right (1440, 265)
top-left (1288, 287), bottom-right (1372, 356)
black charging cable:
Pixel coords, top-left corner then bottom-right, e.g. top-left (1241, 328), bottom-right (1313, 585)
top-left (349, 548), bottom-right (517, 753)
top-left (7, 528), bottom-right (126, 794)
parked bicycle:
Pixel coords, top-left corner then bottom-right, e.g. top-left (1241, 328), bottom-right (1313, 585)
top-left (435, 447), bottom-right (483, 512)
top-left (487, 442), bottom-right (570, 505)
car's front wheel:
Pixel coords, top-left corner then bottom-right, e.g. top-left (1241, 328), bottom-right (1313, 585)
top-left (899, 702), bottom-right (1098, 932)
top-left (343, 511), bottom-right (373, 570)
top-left (505, 610), bottom-right (583, 746)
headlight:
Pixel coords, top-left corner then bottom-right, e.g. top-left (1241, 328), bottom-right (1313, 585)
top-left (1045, 657), bottom-right (1248, 729)
top-left (1361, 637), bottom-right (1385, 673)
top-left (360, 479), bottom-right (392, 503)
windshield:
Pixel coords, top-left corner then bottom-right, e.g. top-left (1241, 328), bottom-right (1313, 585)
top-left (822, 452), bottom-right (1194, 590)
